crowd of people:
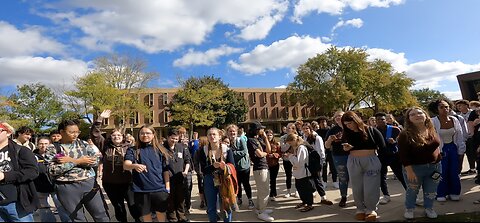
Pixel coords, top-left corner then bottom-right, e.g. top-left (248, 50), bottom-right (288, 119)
top-left (1, 97), bottom-right (480, 222)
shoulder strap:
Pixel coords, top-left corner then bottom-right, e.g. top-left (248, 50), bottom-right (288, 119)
top-left (52, 142), bottom-right (62, 154)
top-left (368, 126), bottom-right (376, 145)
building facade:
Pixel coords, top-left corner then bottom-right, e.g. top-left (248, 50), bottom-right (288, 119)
top-left (102, 88), bottom-right (321, 137)
top-left (457, 71), bottom-right (480, 100)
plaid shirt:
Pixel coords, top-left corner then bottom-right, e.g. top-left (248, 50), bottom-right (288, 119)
top-left (44, 140), bottom-right (99, 182)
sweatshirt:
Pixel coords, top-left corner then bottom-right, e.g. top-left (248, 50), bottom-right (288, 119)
top-left (288, 145), bottom-right (309, 179)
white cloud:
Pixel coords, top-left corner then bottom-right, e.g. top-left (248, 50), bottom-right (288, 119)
top-left (331, 18), bottom-right (364, 32)
top-left (0, 21), bottom-right (65, 57)
top-left (443, 90), bottom-right (462, 100)
top-left (173, 45), bottom-right (243, 67)
top-left (0, 57), bottom-right (89, 88)
top-left (275, 85), bottom-right (287, 88)
top-left (292, 0), bottom-right (404, 23)
top-left (229, 35), bottom-right (331, 74)
top-left (41, 0), bottom-right (289, 53)
top-left (366, 48), bottom-right (408, 72)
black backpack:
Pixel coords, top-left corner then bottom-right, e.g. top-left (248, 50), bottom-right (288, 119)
top-left (303, 143), bottom-right (321, 175)
top-left (33, 153), bottom-right (56, 193)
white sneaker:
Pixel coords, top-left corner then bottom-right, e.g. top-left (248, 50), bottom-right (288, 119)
top-left (436, 197), bottom-right (447, 202)
top-left (449, 195), bottom-right (460, 201)
top-left (284, 189), bottom-right (291, 198)
top-left (379, 195), bottom-right (391, 205)
top-left (294, 191), bottom-right (300, 198)
top-left (269, 196), bottom-right (276, 201)
top-left (404, 209), bottom-right (414, 220)
top-left (333, 182), bottom-right (339, 189)
top-left (257, 213), bottom-right (274, 222)
top-left (415, 196), bottom-right (423, 206)
top-left (425, 208), bottom-right (437, 219)
top-left (255, 209), bottom-right (273, 215)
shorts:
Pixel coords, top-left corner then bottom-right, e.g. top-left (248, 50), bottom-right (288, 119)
top-left (134, 191), bottom-right (169, 215)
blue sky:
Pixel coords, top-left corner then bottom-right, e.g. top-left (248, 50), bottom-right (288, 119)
top-left (1, 0), bottom-right (479, 100)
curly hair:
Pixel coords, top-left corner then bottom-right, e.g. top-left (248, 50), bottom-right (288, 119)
top-left (400, 107), bottom-right (436, 147)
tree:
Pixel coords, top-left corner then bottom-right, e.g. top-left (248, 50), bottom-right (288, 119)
top-left (8, 83), bottom-right (63, 133)
top-left (288, 46), bottom-right (416, 114)
top-left (411, 88), bottom-right (448, 110)
top-left (168, 75), bottom-right (247, 135)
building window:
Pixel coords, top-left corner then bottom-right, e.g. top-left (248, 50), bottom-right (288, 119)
top-left (163, 111), bottom-right (169, 123)
top-left (280, 94), bottom-right (287, 106)
top-left (130, 112), bottom-right (139, 125)
top-left (252, 92), bottom-right (256, 104)
top-left (272, 93), bottom-right (277, 104)
top-left (284, 107), bottom-right (289, 119)
top-left (293, 107), bottom-right (298, 119)
top-left (148, 110), bottom-right (154, 123)
top-left (253, 108), bottom-right (258, 119)
top-left (102, 118), bottom-right (109, 125)
top-left (148, 93), bottom-right (154, 107)
top-left (162, 93), bottom-right (168, 105)
top-left (263, 92), bottom-right (267, 104)
top-left (275, 107), bottom-right (280, 118)
top-left (264, 107), bottom-right (269, 119)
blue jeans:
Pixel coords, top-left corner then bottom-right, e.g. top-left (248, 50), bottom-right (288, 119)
top-left (333, 155), bottom-right (349, 197)
top-left (437, 143), bottom-right (461, 197)
top-left (204, 174), bottom-right (232, 222)
top-left (403, 162), bottom-right (441, 209)
top-left (0, 202), bottom-right (34, 222)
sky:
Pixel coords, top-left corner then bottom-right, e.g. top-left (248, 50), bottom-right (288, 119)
top-left (1, 0), bottom-right (479, 100)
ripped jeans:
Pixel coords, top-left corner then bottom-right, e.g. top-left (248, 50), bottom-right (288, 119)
top-left (403, 162), bottom-right (442, 210)
top-left (333, 155), bottom-right (349, 197)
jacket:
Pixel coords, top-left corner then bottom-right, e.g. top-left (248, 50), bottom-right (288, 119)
top-left (432, 116), bottom-right (466, 155)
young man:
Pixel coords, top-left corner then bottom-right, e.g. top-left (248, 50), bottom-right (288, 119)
top-left (44, 119), bottom-right (109, 222)
top-left (456, 100), bottom-right (476, 175)
top-left (13, 126), bottom-right (36, 151)
top-left (0, 122), bottom-right (39, 222)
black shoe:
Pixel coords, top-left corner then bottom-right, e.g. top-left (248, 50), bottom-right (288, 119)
top-left (237, 198), bottom-right (243, 206)
top-left (200, 200), bottom-right (205, 209)
top-left (475, 178), bottom-right (480, 185)
top-left (339, 196), bottom-right (347, 207)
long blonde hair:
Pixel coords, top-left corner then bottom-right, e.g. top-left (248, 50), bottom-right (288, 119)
top-left (401, 107), bottom-right (436, 147)
top-left (285, 133), bottom-right (304, 152)
top-left (135, 125), bottom-right (171, 160)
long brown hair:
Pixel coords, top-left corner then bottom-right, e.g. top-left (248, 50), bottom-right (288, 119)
top-left (401, 107), bottom-right (436, 147)
top-left (285, 133), bottom-right (304, 153)
top-left (341, 111), bottom-right (368, 141)
top-left (135, 125), bottom-right (170, 160)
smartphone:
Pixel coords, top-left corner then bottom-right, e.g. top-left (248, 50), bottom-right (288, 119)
top-left (431, 171), bottom-right (441, 180)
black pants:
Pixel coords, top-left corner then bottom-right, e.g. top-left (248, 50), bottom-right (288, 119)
top-left (295, 178), bottom-right (314, 206)
top-left (283, 160), bottom-right (293, 189)
top-left (311, 166), bottom-right (326, 197)
top-left (167, 174), bottom-right (186, 222)
top-left (269, 164), bottom-right (280, 197)
top-left (237, 168), bottom-right (252, 200)
top-left (322, 150), bottom-right (337, 182)
top-left (183, 172), bottom-right (193, 211)
top-left (466, 138), bottom-right (477, 170)
top-left (379, 153), bottom-right (407, 196)
top-left (103, 182), bottom-right (141, 222)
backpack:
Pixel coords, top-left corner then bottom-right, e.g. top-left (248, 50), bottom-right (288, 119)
top-left (33, 143), bottom-right (63, 193)
top-left (303, 143), bottom-right (321, 175)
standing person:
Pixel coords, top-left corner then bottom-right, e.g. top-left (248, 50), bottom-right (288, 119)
top-left (226, 124), bottom-right (254, 209)
top-left (316, 116), bottom-right (337, 189)
top-left (194, 136), bottom-right (208, 209)
top-left (398, 107), bottom-right (442, 219)
top-left (265, 129), bottom-right (281, 201)
top-left (197, 128), bottom-right (235, 222)
top-left (247, 121), bottom-right (274, 222)
top-left (164, 128), bottom-right (191, 222)
top-left (0, 122), bottom-right (39, 222)
top-left (33, 137), bottom-right (69, 222)
top-left (49, 130), bottom-right (62, 143)
top-left (375, 112), bottom-right (407, 205)
top-left (177, 127), bottom-right (194, 215)
top-left (367, 117), bottom-right (377, 128)
top-left (295, 120), bottom-right (304, 138)
top-left (455, 100), bottom-right (474, 175)
top-left (280, 126), bottom-right (287, 137)
top-left (13, 126), bottom-right (36, 151)
top-left (386, 114), bottom-right (403, 129)
top-left (325, 111), bottom-right (349, 207)
top-left (123, 125), bottom-right (171, 222)
top-left (302, 123), bottom-right (333, 205)
top-left (280, 123), bottom-right (299, 198)
top-left (284, 133), bottom-right (315, 212)
top-left (44, 119), bottom-right (109, 222)
top-left (467, 101), bottom-right (480, 184)
top-left (428, 99), bottom-right (465, 202)
top-left (341, 111), bottom-right (385, 222)
top-left (90, 110), bottom-right (141, 222)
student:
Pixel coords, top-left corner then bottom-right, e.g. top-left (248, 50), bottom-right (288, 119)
top-left (49, 130), bottom-right (62, 143)
top-left (265, 129), bottom-right (281, 201)
top-left (13, 126), bottom-right (36, 151)
top-left (194, 136), bottom-right (209, 209)
top-left (123, 125), bottom-right (171, 222)
top-left (316, 116), bottom-right (338, 189)
top-left (341, 111), bottom-right (385, 222)
top-left (91, 110), bottom-right (141, 222)
top-left (0, 122), bottom-right (39, 222)
top-left (44, 119), bottom-right (109, 222)
top-left (398, 107), bottom-right (442, 219)
top-left (279, 123), bottom-right (299, 198)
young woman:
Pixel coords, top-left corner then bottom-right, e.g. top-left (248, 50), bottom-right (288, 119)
top-left (197, 128), bottom-right (235, 222)
top-left (284, 133), bottom-right (315, 212)
top-left (279, 123), bottom-right (299, 198)
top-left (341, 111), bottom-right (385, 222)
top-left (302, 123), bottom-right (333, 205)
top-left (428, 99), bottom-right (465, 202)
top-left (91, 110), bottom-right (141, 222)
top-left (123, 125), bottom-right (171, 222)
top-left (265, 129), bottom-right (281, 201)
top-left (398, 107), bottom-right (442, 219)
top-left (194, 136), bottom-right (209, 209)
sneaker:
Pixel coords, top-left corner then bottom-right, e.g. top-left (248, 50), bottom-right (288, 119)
top-left (339, 196), bottom-right (347, 207)
top-left (257, 213), bottom-right (274, 222)
top-left (319, 199), bottom-right (333, 205)
top-left (415, 196), bottom-right (424, 206)
top-left (365, 211), bottom-right (377, 222)
top-left (269, 196), bottom-right (276, 201)
top-left (294, 191), bottom-right (300, 198)
top-left (449, 195), bottom-right (460, 201)
top-left (404, 209), bottom-right (414, 220)
top-left (255, 209), bottom-right (273, 214)
top-left (379, 195), bottom-right (391, 205)
top-left (462, 169), bottom-right (477, 175)
top-left (248, 199), bottom-right (255, 209)
top-left (425, 208), bottom-right (437, 219)
top-left (333, 182), bottom-right (339, 189)
top-left (284, 189), bottom-right (291, 198)
top-left (237, 198), bottom-right (242, 206)
top-left (436, 197), bottom-right (447, 202)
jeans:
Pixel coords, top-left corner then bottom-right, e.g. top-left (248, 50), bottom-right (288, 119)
top-left (0, 202), bottom-right (34, 222)
top-left (403, 162), bottom-right (441, 209)
top-left (204, 174), bottom-right (232, 222)
top-left (322, 150), bottom-right (337, 183)
top-left (437, 143), bottom-right (461, 197)
top-left (333, 155), bottom-right (349, 197)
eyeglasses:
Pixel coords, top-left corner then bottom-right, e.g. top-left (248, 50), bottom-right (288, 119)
top-left (66, 131), bottom-right (81, 135)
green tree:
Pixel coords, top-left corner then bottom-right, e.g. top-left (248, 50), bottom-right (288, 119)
top-left (168, 75), bottom-right (247, 135)
top-left (8, 83), bottom-right (63, 133)
top-left (288, 46), bottom-right (416, 113)
top-left (411, 88), bottom-right (448, 110)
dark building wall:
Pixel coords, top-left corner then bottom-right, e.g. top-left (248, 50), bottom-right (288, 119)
top-left (457, 71), bottom-right (480, 100)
